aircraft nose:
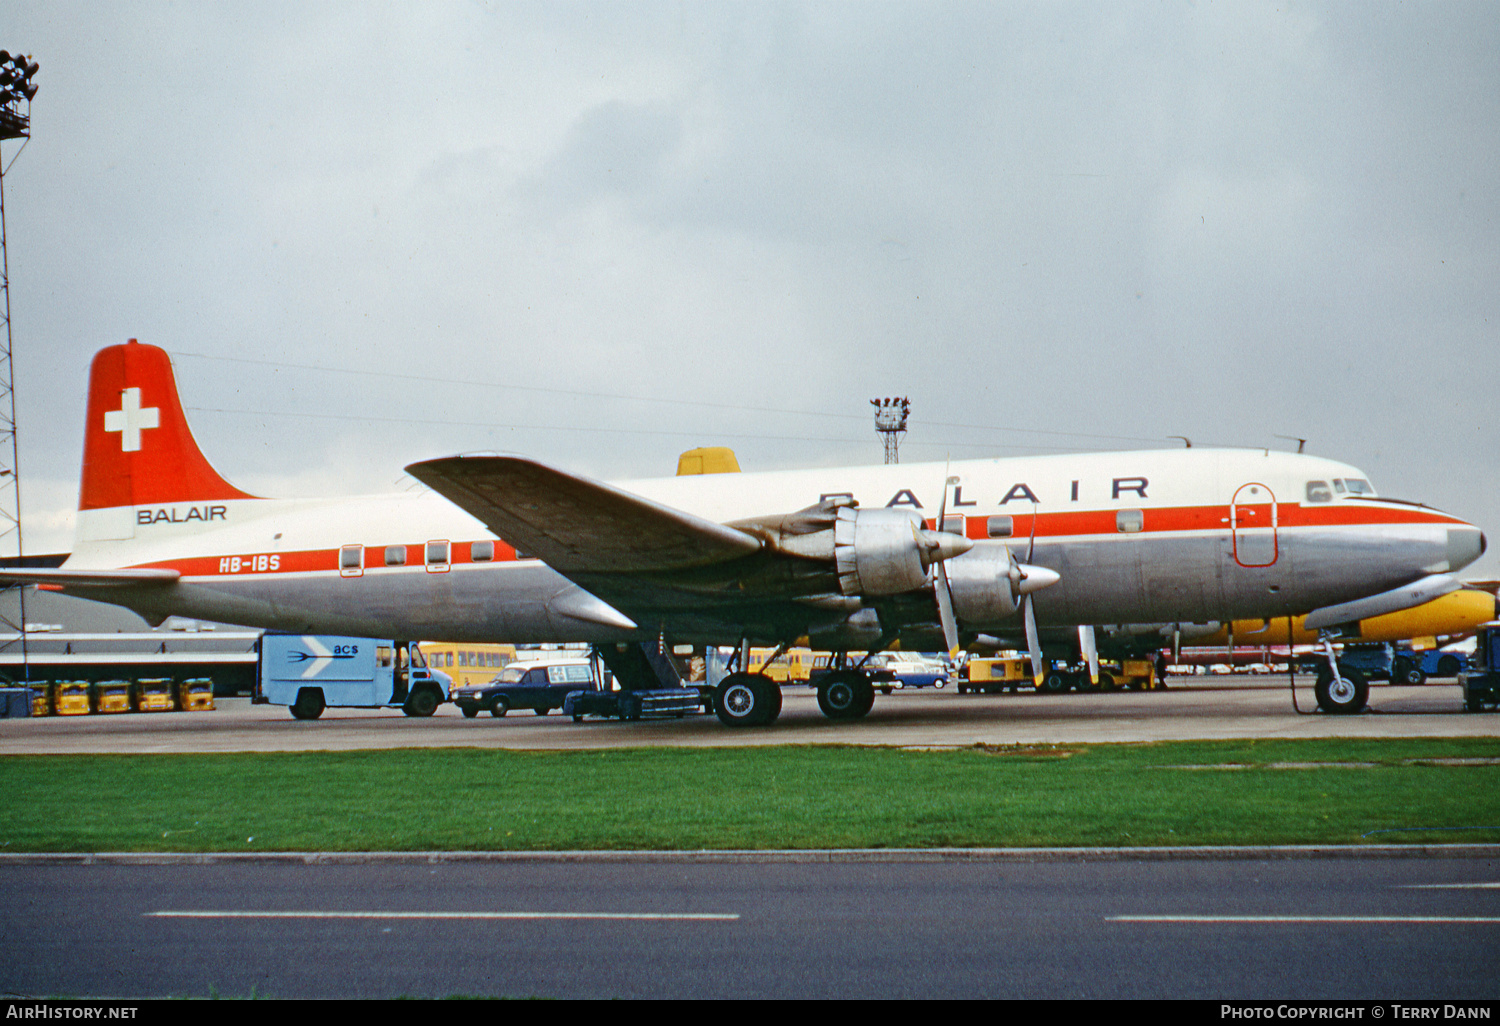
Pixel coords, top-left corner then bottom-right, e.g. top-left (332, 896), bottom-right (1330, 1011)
top-left (1447, 526), bottom-right (1486, 573)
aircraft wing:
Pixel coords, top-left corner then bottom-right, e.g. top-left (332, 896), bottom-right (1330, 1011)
top-left (0, 568), bottom-right (180, 587)
top-left (405, 454), bottom-right (763, 574)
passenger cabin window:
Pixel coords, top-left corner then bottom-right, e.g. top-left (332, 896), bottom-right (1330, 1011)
top-left (385, 545), bottom-right (408, 566)
top-left (425, 540), bottom-right (450, 570)
top-left (339, 544), bottom-right (364, 576)
top-left (470, 541), bottom-right (494, 562)
top-left (987, 516), bottom-right (1014, 538)
top-left (1306, 481), bottom-right (1333, 503)
top-left (1116, 509), bottom-right (1144, 534)
top-left (941, 515), bottom-right (965, 535)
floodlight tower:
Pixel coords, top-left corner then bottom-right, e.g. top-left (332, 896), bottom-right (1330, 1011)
top-left (0, 49), bottom-right (38, 679)
top-left (871, 396), bottom-right (910, 465)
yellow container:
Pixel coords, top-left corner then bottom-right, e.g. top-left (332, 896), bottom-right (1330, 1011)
top-left (90, 680), bottom-right (131, 714)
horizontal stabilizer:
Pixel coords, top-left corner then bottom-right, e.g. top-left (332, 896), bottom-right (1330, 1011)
top-left (1303, 573), bottom-right (1462, 630)
top-left (0, 567), bottom-right (180, 588)
top-left (406, 454), bottom-right (763, 574)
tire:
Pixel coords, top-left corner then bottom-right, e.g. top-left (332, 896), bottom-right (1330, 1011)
top-left (1096, 671), bottom-right (1116, 692)
top-left (817, 671), bottom-right (874, 720)
top-left (714, 672), bottom-right (779, 727)
top-left (1315, 667), bottom-right (1369, 714)
top-left (402, 687), bottom-right (439, 717)
top-left (289, 688), bottom-right (325, 720)
top-left (1437, 656), bottom-right (1461, 678)
top-left (1039, 672), bottom-right (1071, 694)
top-left (535, 707), bottom-right (550, 716)
top-left (461, 706), bottom-right (479, 719)
top-left (489, 695), bottom-right (510, 718)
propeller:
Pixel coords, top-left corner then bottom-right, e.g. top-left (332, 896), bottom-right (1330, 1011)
top-left (933, 473), bottom-right (962, 658)
top-left (1017, 502), bottom-right (1046, 685)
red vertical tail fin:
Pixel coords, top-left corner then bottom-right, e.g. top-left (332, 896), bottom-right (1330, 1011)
top-left (80, 340), bottom-right (257, 511)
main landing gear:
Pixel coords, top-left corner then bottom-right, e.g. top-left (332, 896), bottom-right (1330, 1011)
top-left (713, 672), bottom-right (783, 727)
top-left (816, 670), bottom-right (876, 721)
top-left (711, 660), bottom-right (882, 727)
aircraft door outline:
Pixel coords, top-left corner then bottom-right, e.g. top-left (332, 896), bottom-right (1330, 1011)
top-left (1231, 482), bottom-right (1278, 568)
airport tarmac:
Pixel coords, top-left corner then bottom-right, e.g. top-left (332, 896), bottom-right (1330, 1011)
top-left (2, 674), bottom-right (1497, 755)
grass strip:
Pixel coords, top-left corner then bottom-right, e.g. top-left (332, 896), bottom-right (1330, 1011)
top-left (1, 737), bottom-right (1497, 852)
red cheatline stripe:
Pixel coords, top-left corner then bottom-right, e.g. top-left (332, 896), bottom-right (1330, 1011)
top-left (120, 502), bottom-right (1463, 578)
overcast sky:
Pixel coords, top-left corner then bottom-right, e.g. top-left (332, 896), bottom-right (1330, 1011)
top-left (3, 1), bottom-right (1497, 577)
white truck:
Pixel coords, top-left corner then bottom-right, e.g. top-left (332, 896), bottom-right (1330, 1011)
top-left (254, 633), bottom-right (450, 720)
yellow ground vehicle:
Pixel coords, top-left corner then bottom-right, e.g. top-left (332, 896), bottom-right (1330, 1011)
top-left (748, 648), bottom-right (823, 683)
top-left (962, 656), bottom-right (1159, 693)
top-left (131, 677), bottom-right (175, 712)
top-left (961, 657), bottom-right (1032, 693)
top-left (176, 677), bottom-right (215, 711)
top-left (90, 679), bottom-right (130, 714)
top-left (420, 642), bottom-right (517, 690)
top-left (1079, 659), bottom-right (1159, 692)
top-left (52, 680), bottom-right (91, 716)
top-left (26, 683), bottom-right (50, 716)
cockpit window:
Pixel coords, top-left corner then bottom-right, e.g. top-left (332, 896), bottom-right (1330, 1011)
top-left (1306, 481), bottom-right (1332, 503)
top-left (1338, 478), bottom-right (1374, 496)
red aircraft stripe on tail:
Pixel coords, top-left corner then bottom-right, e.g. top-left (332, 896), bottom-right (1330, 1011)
top-left (80, 340), bottom-right (258, 511)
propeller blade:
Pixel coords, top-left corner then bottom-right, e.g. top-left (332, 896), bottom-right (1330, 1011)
top-left (932, 471), bottom-right (962, 657)
top-left (1024, 594), bottom-right (1045, 686)
top-left (935, 561), bottom-right (960, 657)
top-left (1079, 624), bottom-right (1099, 685)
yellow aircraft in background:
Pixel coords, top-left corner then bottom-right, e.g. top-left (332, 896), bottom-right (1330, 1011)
top-left (1196, 587), bottom-right (1497, 651)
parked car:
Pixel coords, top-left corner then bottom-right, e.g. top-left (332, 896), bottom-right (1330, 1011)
top-left (452, 657), bottom-right (600, 717)
top-left (862, 655), bottom-right (949, 693)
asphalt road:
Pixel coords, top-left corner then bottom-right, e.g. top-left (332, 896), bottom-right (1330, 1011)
top-left (2, 855), bottom-right (1497, 1000)
top-left (1, 674), bottom-right (1497, 756)
top-left (4, 675), bottom-right (1497, 1001)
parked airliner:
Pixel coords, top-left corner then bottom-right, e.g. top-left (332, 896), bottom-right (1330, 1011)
top-left (2, 340), bottom-right (1485, 726)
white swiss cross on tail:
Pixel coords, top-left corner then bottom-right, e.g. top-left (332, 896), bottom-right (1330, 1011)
top-left (103, 387), bottom-right (160, 452)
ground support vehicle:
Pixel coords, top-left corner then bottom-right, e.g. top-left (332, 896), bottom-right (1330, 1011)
top-left (1395, 647), bottom-right (1469, 682)
top-left (130, 677), bottom-right (175, 712)
top-left (1078, 659), bottom-right (1159, 692)
top-left (51, 680), bottom-right (90, 715)
top-left (0, 687), bottom-right (29, 717)
top-left (1458, 627), bottom-right (1500, 713)
top-left (254, 634), bottom-right (448, 720)
top-left (90, 679), bottom-right (130, 714)
top-left (564, 687), bottom-right (705, 721)
top-left (175, 677), bottom-right (215, 711)
top-left (960, 657), bottom-right (1031, 693)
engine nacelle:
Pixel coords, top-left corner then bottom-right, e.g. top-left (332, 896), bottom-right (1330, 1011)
top-left (943, 545), bottom-right (1023, 626)
top-left (834, 507), bottom-right (971, 597)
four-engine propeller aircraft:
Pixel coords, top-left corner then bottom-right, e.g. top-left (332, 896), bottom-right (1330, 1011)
top-left (3, 340), bottom-right (1487, 726)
